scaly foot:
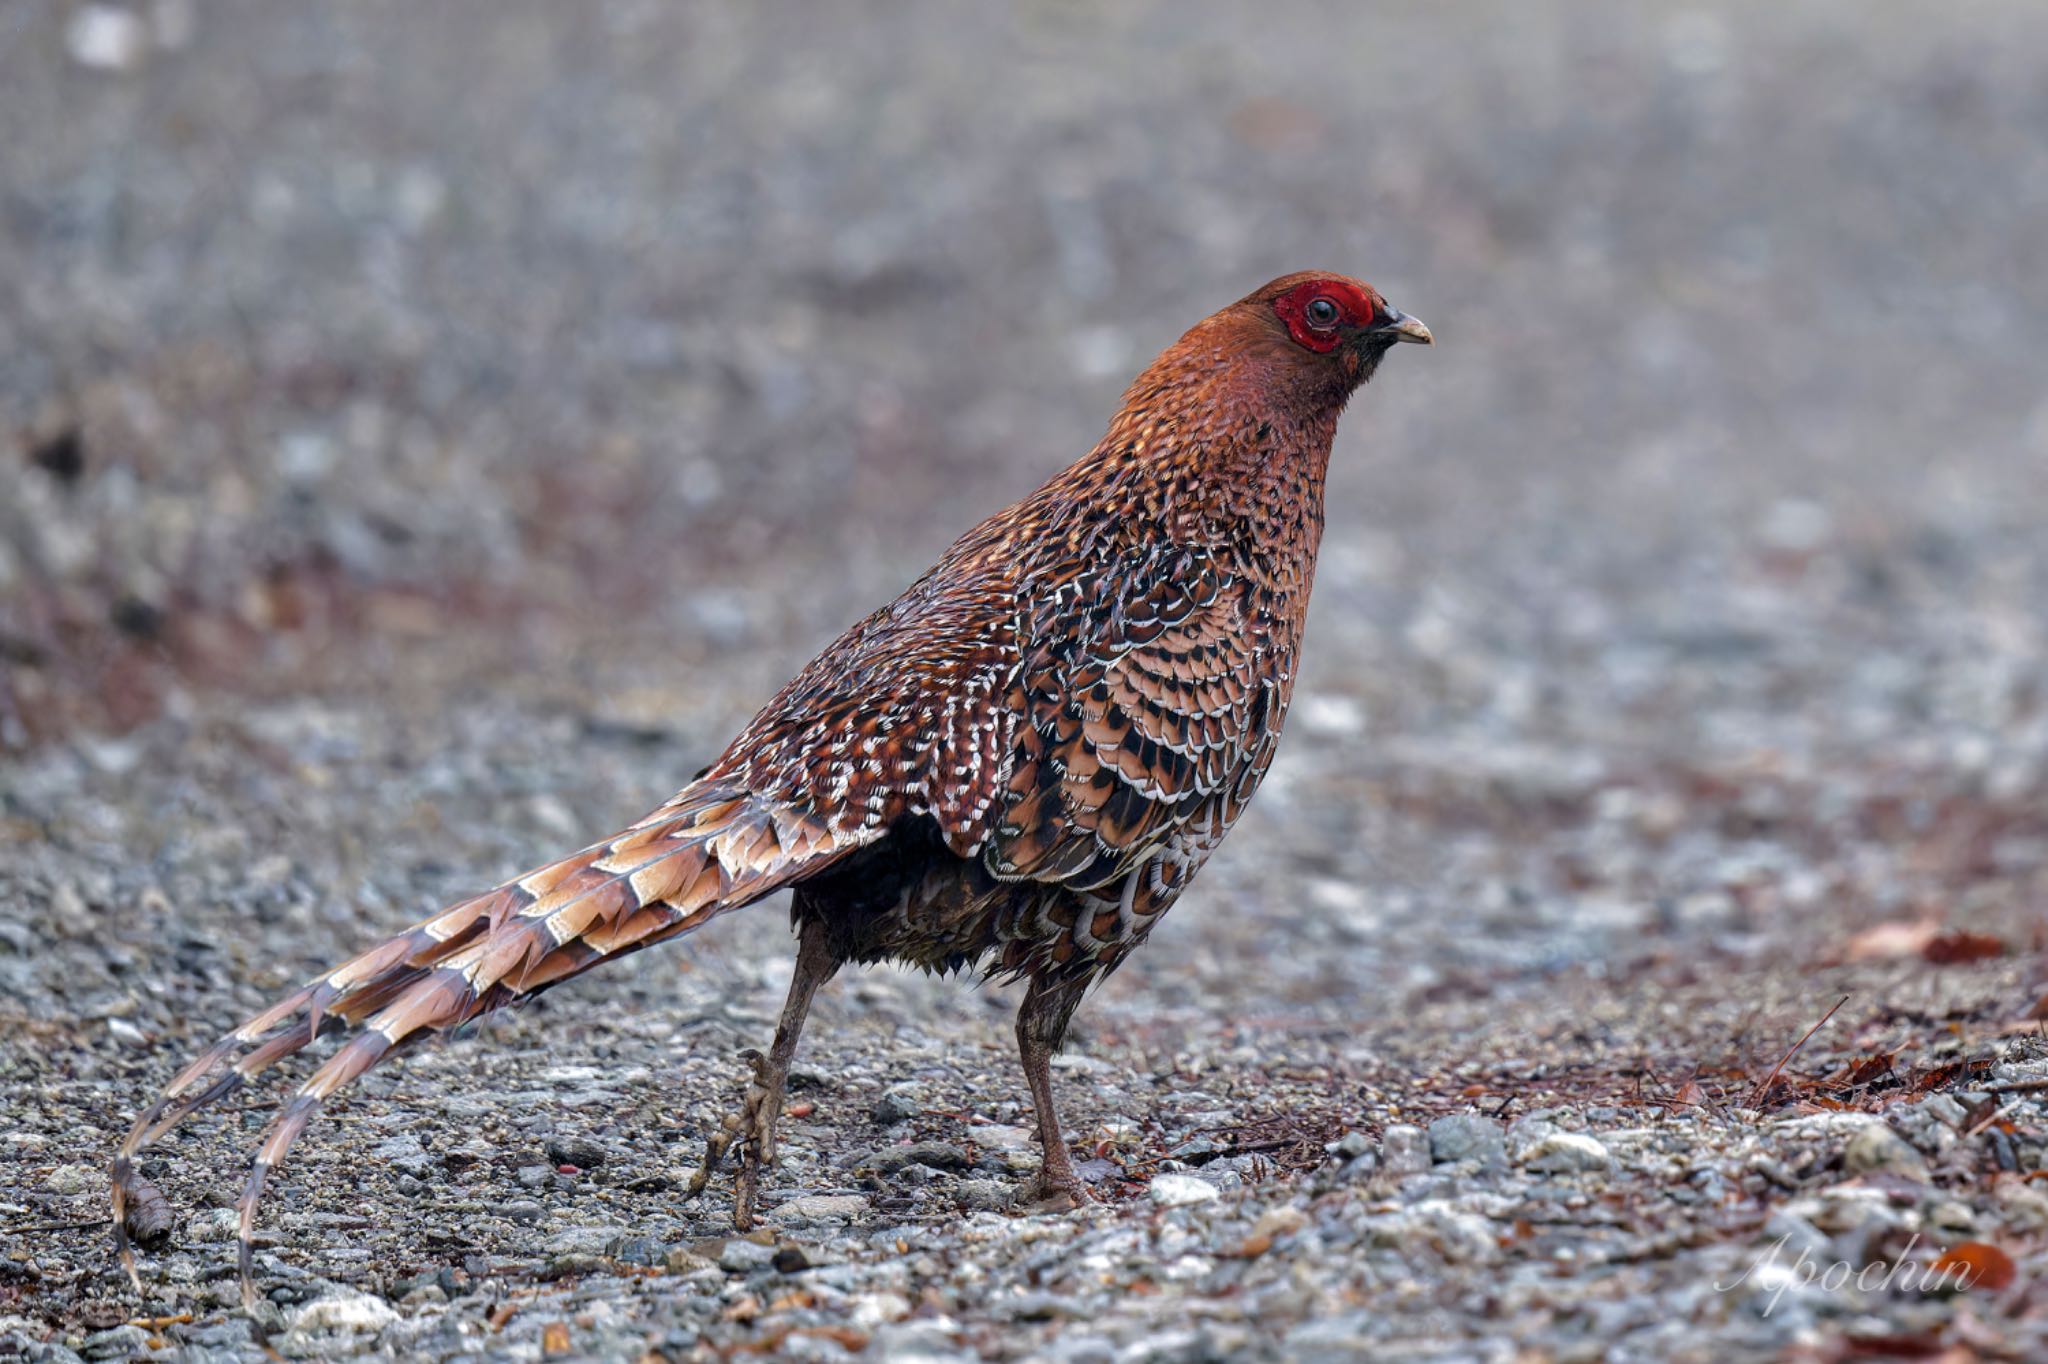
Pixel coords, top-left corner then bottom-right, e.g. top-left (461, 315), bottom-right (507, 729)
top-left (1019, 1152), bottom-right (1092, 1212)
top-left (681, 1048), bottom-right (781, 1230)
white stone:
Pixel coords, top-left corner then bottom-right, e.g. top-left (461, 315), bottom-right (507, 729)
top-left (44, 1163), bottom-right (96, 1195)
top-left (1519, 1131), bottom-right (1614, 1173)
top-left (1148, 1173), bottom-right (1220, 1207)
top-left (849, 1291), bottom-right (913, 1327)
top-left (66, 5), bottom-right (146, 70)
top-left (289, 1291), bottom-right (398, 1334)
top-left (771, 1193), bottom-right (870, 1221)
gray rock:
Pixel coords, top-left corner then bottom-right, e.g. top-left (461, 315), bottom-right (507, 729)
top-left (719, 1237), bottom-right (781, 1272)
top-left (183, 1207), bottom-right (240, 1243)
top-left (666, 1245), bottom-right (718, 1274)
top-left (545, 1224), bottom-right (625, 1257)
top-left (370, 1133), bottom-right (435, 1181)
top-left (503, 1199), bottom-right (546, 1224)
top-left (1428, 1113), bottom-right (1507, 1167)
top-left (613, 1234), bottom-right (667, 1266)
top-left (540, 1253), bottom-right (610, 1280)
top-left (1034, 1333), bottom-right (1117, 1364)
top-left (45, 1162), bottom-right (97, 1195)
top-left (860, 1140), bottom-right (972, 1173)
top-left (955, 1178), bottom-right (1016, 1212)
top-left (1761, 1208), bottom-right (1832, 1261)
top-left (1843, 1122), bottom-right (1928, 1177)
top-left (79, 1327), bottom-right (148, 1362)
top-left (1327, 1130), bottom-right (1373, 1160)
top-left (1337, 1151), bottom-right (1380, 1182)
top-left (545, 1134), bottom-right (606, 1169)
top-left (1007, 1290), bottom-right (1081, 1321)
top-left (1381, 1124), bottom-right (1431, 1175)
top-left (1286, 1312), bottom-right (1378, 1360)
top-left (872, 1088), bottom-right (922, 1124)
top-left (771, 1192), bottom-right (871, 1222)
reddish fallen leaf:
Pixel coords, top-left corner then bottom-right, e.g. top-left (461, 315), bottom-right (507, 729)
top-left (1931, 1241), bottom-right (2017, 1292)
top-left (786, 1101), bottom-right (815, 1119)
top-left (1836, 1052), bottom-right (1897, 1088)
top-left (1910, 1059), bottom-right (1979, 1094)
top-left (1922, 931), bottom-right (2007, 965)
top-left (1230, 1232), bottom-right (1274, 1258)
top-left (1674, 1080), bottom-right (1707, 1109)
top-left (1796, 1096), bottom-right (1850, 1112)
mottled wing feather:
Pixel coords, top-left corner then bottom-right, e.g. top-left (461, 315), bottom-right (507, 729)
top-left (990, 543), bottom-right (1278, 890)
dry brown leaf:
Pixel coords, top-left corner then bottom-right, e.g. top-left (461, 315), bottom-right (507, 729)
top-left (1931, 1240), bottom-right (2018, 1292)
top-left (1922, 931), bottom-right (2006, 965)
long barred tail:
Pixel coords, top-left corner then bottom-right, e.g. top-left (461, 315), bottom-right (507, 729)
top-left (110, 779), bottom-right (859, 1305)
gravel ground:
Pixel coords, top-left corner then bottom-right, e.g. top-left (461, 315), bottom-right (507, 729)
top-left (5, 2), bottom-right (2048, 1361)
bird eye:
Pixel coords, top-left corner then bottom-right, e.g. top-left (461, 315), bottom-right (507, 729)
top-left (1305, 297), bottom-right (1341, 329)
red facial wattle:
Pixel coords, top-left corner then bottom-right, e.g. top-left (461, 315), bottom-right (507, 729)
top-left (1272, 279), bottom-right (1381, 353)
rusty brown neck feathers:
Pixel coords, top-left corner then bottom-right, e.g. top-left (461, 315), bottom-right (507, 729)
top-left (1022, 302), bottom-right (1364, 563)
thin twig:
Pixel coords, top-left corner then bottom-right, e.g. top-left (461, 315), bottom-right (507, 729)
top-left (0, 1217), bottom-right (111, 1235)
top-left (1985, 1078), bottom-right (2048, 1095)
top-left (1746, 995), bottom-right (1849, 1109)
top-left (1964, 1099), bottom-right (2023, 1139)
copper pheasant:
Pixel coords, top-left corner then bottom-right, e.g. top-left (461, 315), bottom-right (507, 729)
top-left (113, 271), bottom-right (1430, 1301)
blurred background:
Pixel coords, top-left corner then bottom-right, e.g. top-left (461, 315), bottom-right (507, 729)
top-left (6, 0), bottom-right (2043, 764)
top-left (4, 1), bottom-right (2048, 1351)
top-left (7, 0), bottom-right (2048, 1021)
top-left (4, 0), bottom-right (2047, 1010)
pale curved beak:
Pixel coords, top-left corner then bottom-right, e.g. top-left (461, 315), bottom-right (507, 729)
top-left (1376, 308), bottom-right (1433, 346)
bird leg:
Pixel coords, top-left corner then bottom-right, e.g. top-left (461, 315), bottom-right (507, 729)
top-left (1015, 972), bottom-right (1091, 1209)
top-left (684, 920), bottom-right (839, 1229)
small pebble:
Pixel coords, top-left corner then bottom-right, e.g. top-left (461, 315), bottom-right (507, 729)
top-left (1520, 1132), bottom-right (1614, 1173)
top-left (546, 1135), bottom-right (606, 1169)
top-left (1429, 1114), bottom-right (1508, 1168)
top-left (719, 1238), bottom-right (780, 1272)
top-left (1381, 1125), bottom-right (1431, 1175)
top-left (1148, 1173), bottom-right (1220, 1207)
top-left (1843, 1122), bottom-right (1928, 1177)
